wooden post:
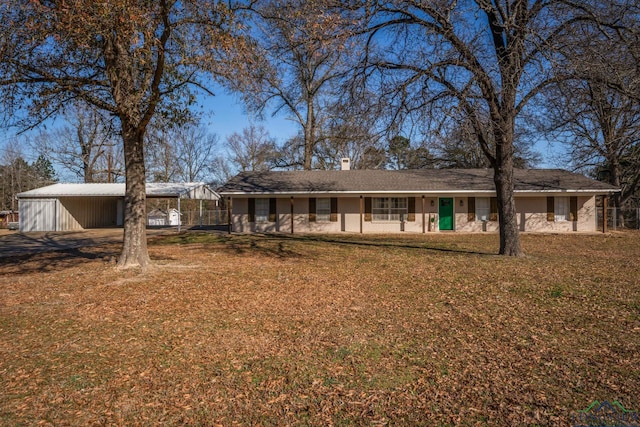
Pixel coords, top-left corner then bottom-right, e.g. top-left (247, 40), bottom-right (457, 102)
top-left (177, 197), bottom-right (181, 233)
top-left (290, 196), bottom-right (294, 234)
top-left (227, 197), bottom-right (232, 234)
top-left (603, 195), bottom-right (608, 233)
top-left (421, 195), bottom-right (426, 234)
top-left (359, 195), bottom-right (363, 234)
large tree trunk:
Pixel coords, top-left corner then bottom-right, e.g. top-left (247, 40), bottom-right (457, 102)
top-left (493, 126), bottom-right (523, 257)
top-left (494, 166), bottom-right (522, 256)
top-left (117, 125), bottom-right (151, 269)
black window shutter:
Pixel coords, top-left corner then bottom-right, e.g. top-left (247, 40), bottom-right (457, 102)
top-left (269, 198), bottom-right (277, 222)
top-left (407, 197), bottom-right (416, 222)
top-left (248, 198), bottom-right (255, 223)
top-left (364, 197), bottom-right (372, 222)
top-left (309, 198), bottom-right (316, 222)
top-left (547, 197), bottom-right (555, 222)
top-left (330, 197), bottom-right (338, 222)
top-left (468, 197), bottom-right (476, 222)
top-left (490, 197), bottom-right (498, 221)
top-left (570, 196), bottom-right (578, 221)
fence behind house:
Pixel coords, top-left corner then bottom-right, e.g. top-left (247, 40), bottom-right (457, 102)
top-left (596, 208), bottom-right (640, 230)
top-left (180, 209), bottom-right (229, 227)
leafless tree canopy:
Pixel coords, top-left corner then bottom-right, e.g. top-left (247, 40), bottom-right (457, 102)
top-left (347, 0), bottom-right (635, 255)
top-left (0, 0), bottom-right (252, 268)
top-left (33, 103), bottom-right (123, 183)
top-left (1, 0), bottom-right (638, 258)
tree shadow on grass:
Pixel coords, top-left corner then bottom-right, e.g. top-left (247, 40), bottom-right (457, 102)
top-left (218, 234), bottom-right (302, 258)
top-left (0, 246), bottom-right (121, 275)
top-left (203, 232), bottom-right (497, 258)
top-left (276, 234), bottom-right (497, 256)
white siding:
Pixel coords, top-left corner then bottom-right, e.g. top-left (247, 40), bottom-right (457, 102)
top-left (19, 199), bottom-right (57, 232)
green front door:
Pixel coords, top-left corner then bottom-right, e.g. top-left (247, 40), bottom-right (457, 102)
top-left (439, 198), bottom-right (454, 230)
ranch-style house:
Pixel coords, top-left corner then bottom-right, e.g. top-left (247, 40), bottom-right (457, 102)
top-left (219, 164), bottom-right (618, 234)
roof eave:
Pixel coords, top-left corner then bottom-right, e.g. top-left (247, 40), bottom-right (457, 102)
top-left (220, 189), bottom-right (619, 196)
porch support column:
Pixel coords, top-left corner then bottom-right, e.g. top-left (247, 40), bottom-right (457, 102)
top-left (177, 197), bottom-right (181, 233)
top-left (227, 197), bottom-right (232, 234)
top-left (603, 195), bottom-right (608, 233)
top-left (359, 195), bottom-right (363, 234)
top-left (422, 195), bottom-right (426, 234)
top-left (290, 196), bottom-right (294, 234)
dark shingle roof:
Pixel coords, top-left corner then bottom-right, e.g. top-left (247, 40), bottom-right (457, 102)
top-left (218, 169), bottom-right (618, 195)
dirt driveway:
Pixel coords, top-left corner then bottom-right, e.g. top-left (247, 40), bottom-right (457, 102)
top-left (0, 228), bottom-right (177, 258)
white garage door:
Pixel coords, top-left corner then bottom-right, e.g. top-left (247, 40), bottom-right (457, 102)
top-left (19, 199), bottom-right (57, 232)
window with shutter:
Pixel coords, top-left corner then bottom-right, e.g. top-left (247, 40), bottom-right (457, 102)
top-left (476, 197), bottom-right (490, 221)
top-left (255, 198), bottom-right (269, 222)
top-left (372, 197), bottom-right (408, 221)
top-left (316, 198), bottom-right (331, 222)
top-left (554, 196), bottom-right (569, 221)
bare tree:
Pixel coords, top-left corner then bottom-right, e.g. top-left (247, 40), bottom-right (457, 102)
top-left (0, 0), bottom-right (250, 268)
top-left (313, 89), bottom-right (388, 170)
top-left (146, 124), bottom-right (180, 183)
top-left (92, 143), bottom-right (125, 184)
top-left (209, 155), bottom-right (234, 188)
top-left (356, 0), bottom-right (605, 256)
top-left (145, 120), bottom-right (219, 183)
top-left (432, 116), bottom-right (540, 169)
top-left (235, 0), bottom-right (357, 170)
top-left (541, 10), bottom-right (640, 223)
top-left (33, 103), bottom-right (121, 183)
top-left (174, 125), bottom-right (218, 182)
top-left (226, 125), bottom-right (279, 172)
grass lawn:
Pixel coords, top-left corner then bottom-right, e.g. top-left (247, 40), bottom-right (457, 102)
top-left (1, 231), bottom-right (639, 426)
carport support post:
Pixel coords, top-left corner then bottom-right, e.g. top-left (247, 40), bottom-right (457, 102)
top-left (199, 200), bottom-right (203, 228)
top-left (603, 195), bottom-right (608, 233)
top-left (177, 197), bottom-right (181, 233)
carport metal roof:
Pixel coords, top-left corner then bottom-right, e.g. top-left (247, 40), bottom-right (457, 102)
top-left (17, 182), bottom-right (220, 200)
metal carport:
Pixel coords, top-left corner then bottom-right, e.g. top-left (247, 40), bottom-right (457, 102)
top-left (17, 182), bottom-right (219, 232)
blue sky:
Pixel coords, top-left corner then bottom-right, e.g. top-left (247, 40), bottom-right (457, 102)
top-left (201, 89), bottom-right (298, 145)
top-left (0, 88), bottom-right (300, 169)
top-left (1, 86), bottom-right (560, 172)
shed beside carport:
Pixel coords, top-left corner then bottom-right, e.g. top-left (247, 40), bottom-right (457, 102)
top-left (17, 182), bottom-right (219, 232)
